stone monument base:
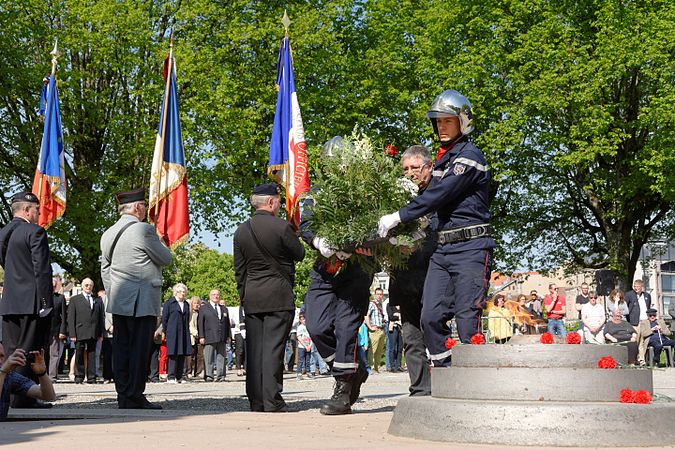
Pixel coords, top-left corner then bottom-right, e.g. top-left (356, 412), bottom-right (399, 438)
top-left (389, 396), bottom-right (675, 447)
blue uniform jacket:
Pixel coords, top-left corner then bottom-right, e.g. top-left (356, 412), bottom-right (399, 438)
top-left (398, 137), bottom-right (495, 254)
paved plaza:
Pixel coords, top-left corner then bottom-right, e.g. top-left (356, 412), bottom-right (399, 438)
top-left (2, 368), bottom-right (675, 449)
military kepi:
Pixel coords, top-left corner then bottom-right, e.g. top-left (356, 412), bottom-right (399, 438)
top-left (11, 191), bottom-right (39, 204)
top-left (647, 308), bottom-right (658, 316)
top-left (252, 183), bottom-right (281, 196)
top-left (116, 188), bottom-right (146, 205)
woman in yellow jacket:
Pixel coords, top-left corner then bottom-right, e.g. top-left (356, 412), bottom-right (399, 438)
top-left (488, 294), bottom-right (513, 344)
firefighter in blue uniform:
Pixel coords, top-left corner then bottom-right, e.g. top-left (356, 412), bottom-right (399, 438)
top-left (300, 137), bottom-right (372, 415)
top-left (378, 90), bottom-right (495, 367)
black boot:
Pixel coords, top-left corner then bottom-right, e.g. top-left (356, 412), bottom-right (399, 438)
top-left (320, 377), bottom-right (352, 415)
top-left (349, 365), bottom-right (368, 405)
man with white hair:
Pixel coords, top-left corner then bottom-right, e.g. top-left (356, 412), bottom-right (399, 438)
top-left (100, 188), bottom-right (172, 409)
top-left (68, 278), bottom-right (104, 384)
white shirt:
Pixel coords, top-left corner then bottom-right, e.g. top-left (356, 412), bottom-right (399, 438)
top-left (177, 300), bottom-right (185, 313)
top-left (637, 294), bottom-right (648, 321)
top-left (581, 303), bottom-right (605, 328)
top-left (210, 301), bottom-right (221, 319)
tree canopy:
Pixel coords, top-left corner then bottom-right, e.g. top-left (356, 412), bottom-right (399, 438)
top-left (0, 0), bottom-right (673, 290)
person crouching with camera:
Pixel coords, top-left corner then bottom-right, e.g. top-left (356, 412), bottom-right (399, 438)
top-left (0, 344), bottom-right (56, 421)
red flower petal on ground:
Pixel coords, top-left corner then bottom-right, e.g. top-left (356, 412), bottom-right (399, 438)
top-left (540, 332), bottom-right (554, 344)
top-left (470, 333), bottom-right (485, 345)
top-left (620, 389), bottom-right (634, 403)
top-left (385, 144), bottom-right (398, 156)
top-left (632, 390), bottom-right (652, 404)
top-left (598, 356), bottom-right (617, 369)
top-left (566, 333), bottom-right (581, 344)
top-left (445, 337), bottom-right (457, 349)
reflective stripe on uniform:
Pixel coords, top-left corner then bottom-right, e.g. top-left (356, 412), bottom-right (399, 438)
top-left (454, 157), bottom-right (488, 172)
top-left (323, 353), bottom-right (336, 363)
top-left (429, 348), bottom-right (453, 361)
top-left (333, 361), bottom-right (358, 369)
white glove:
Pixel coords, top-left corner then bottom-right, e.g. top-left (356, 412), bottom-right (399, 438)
top-left (336, 251), bottom-right (352, 261)
top-left (377, 212), bottom-right (401, 237)
top-left (312, 237), bottom-right (335, 259)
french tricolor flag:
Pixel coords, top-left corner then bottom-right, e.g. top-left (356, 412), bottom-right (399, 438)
top-left (148, 44), bottom-right (189, 248)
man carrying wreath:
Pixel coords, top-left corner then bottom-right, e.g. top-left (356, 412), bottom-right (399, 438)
top-left (378, 90), bottom-right (495, 367)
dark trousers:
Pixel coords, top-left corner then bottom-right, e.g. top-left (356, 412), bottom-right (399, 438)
top-left (168, 355), bottom-right (186, 380)
top-left (48, 336), bottom-right (65, 380)
top-left (148, 342), bottom-right (161, 381)
top-left (388, 327), bottom-right (403, 370)
top-left (75, 338), bottom-right (97, 382)
top-left (421, 248), bottom-right (492, 366)
top-left (234, 334), bottom-right (246, 370)
top-left (2, 314), bottom-right (50, 407)
top-left (102, 337), bottom-right (114, 381)
top-left (245, 310), bottom-right (293, 412)
top-left (395, 287), bottom-right (431, 396)
top-left (650, 338), bottom-right (675, 365)
top-left (112, 315), bottom-right (155, 406)
top-left (286, 332), bottom-right (297, 371)
top-left (304, 270), bottom-right (371, 377)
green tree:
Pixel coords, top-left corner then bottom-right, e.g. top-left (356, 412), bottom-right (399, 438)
top-left (164, 243), bottom-right (238, 304)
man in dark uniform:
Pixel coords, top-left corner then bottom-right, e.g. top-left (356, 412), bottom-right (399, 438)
top-left (300, 137), bottom-right (373, 415)
top-left (0, 191), bottom-right (53, 407)
top-left (233, 183), bottom-right (305, 412)
top-left (378, 90), bottom-right (495, 367)
top-left (388, 145), bottom-right (436, 395)
top-left (100, 188), bottom-right (172, 409)
top-left (48, 276), bottom-right (68, 382)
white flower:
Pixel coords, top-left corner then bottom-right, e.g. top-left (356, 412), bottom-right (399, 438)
top-left (396, 177), bottom-right (419, 197)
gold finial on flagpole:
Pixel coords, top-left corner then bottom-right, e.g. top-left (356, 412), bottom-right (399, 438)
top-left (50, 39), bottom-right (60, 76)
top-left (281, 10), bottom-right (291, 36)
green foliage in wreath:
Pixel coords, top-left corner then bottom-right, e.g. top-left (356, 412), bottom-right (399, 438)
top-left (309, 129), bottom-right (422, 274)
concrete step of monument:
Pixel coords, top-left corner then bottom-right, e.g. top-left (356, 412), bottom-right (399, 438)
top-left (389, 396), bottom-right (675, 447)
top-left (451, 342), bottom-right (628, 368)
top-left (431, 366), bottom-right (652, 402)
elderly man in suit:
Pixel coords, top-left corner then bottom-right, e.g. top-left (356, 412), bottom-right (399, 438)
top-left (198, 289), bottom-right (230, 382)
top-left (100, 188), bottom-right (172, 410)
top-left (68, 278), bottom-right (105, 384)
top-left (234, 183), bottom-right (305, 412)
top-left (626, 279), bottom-right (652, 326)
top-left (0, 192), bottom-right (53, 408)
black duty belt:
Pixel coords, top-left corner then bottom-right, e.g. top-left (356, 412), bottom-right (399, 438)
top-left (437, 224), bottom-right (492, 245)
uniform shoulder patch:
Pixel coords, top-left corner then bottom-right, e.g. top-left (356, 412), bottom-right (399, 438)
top-left (453, 163), bottom-right (466, 175)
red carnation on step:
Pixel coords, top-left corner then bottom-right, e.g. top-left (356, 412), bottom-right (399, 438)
top-left (540, 332), bottom-right (554, 344)
top-left (445, 337), bottom-right (457, 349)
top-left (632, 390), bottom-right (652, 404)
top-left (566, 333), bottom-right (581, 344)
top-left (470, 333), bottom-right (485, 345)
top-left (620, 389), bottom-right (634, 403)
top-left (598, 356), bottom-right (617, 369)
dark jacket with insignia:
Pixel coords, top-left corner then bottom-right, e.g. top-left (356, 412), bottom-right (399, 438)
top-left (233, 210), bottom-right (305, 314)
top-left (398, 137), bottom-right (495, 254)
top-left (0, 217), bottom-right (53, 315)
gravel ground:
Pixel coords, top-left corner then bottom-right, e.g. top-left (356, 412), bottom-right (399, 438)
top-left (46, 370), bottom-right (411, 414)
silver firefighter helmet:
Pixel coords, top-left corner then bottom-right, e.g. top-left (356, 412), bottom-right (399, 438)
top-left (321, 136), bottom-right (349, 158)
top-left (426, 89), bottom-right (474, 137)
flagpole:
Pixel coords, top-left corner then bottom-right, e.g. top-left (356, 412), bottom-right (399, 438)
top-left (154, 34), bottom-right (174, 222)
top-left (38, 39), bottom-right (61, 203)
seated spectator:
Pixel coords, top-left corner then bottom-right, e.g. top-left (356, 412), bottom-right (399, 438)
top-left (1, 345), bottom-right (56, 421)
top-left (581, 291), bottom-right (605, 344)
top-left (607, 289), bottom-right (629, 320)
top-left (604, 310), bottom-right (638, 364)
top-left (638, 308), bottom-right (675, 367)
top-left (488, 294), bottom-right (512, 343)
